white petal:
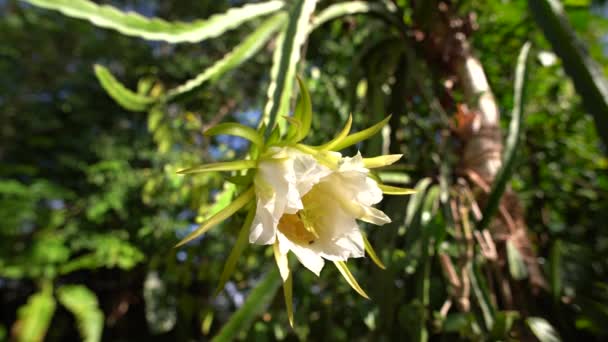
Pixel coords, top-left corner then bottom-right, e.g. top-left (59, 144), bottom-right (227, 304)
top-left (302, 189), bottom-right (366, 261)
top-left (289, 243), bottom-right (325, 276)
top-left (290, 148), bottom-right (332, 196)
top-left (249, 198), bottom-right (277, 244)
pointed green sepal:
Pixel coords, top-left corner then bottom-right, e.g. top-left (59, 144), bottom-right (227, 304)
top-left (226, 173), bottom-right (254, 185)
top-left (334, 261), bottom-right (369, 299)
top-left (215, 205), bottom-right (256, 295)
top-left (287, 76), bottom-right (313, 143)
top-left (362, 233), bottom-right (386, 270)
top-left (267, 125), bottom-right (282, 146)
top-left (284, 115), bottom-right (302, 130)
top-left (363, 154), bottom-right (402, 168)
top-left (175, 187), bottom-right (255, 247)
top-left (331, 115), bottom-right (392, 151)
top-left (316, 114), bottom-right (353, 150)
top-left (378, 184), bottom-right (417, 195)
top-left (283, 272), bottom-right (294, 327)
top-left (205, 123), bottom-right (264, 147)
top-left (273, 242), bottom-right (294, 327)
top-left (177, 160), bottom-right (257, 174)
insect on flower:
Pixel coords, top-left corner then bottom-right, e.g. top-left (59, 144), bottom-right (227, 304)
top-left (176, 77), bottom-right (415, 326)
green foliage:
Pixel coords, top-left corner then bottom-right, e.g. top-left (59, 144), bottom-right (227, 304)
top-left (2, 0), bottom-right (608, 340)
top-left (14, 286), bottom-right (56, 342)
top-left (529, 0), bottom-right (608, 149)
top-left (57, 285), bottom-right (104, 342)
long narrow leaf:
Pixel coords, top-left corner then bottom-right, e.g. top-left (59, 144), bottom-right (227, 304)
top-left (57, 285), bottom-right (104, 342)
top-left (94, 64), bottom-right (155, 112)
top-left (529, 0), bottom-right (608, 149)
top-left (175, 187), bottom-right (254, 247)
top-left (215, 206), bottom-right (256, 295)
top-left (262, 0), bottom-right (318, 136)
top-left (405, 177), bottom-right (433, 227)
top-left (164, 13), bottom-right (286, 101)
top-left (478, 42), bottom-right (531, 230)
top-left (212, 268), bottom-right (282, 342)
top-left (526, 317), bottom-right (562, 342)
top-left (22, 0), bottom-right (284, 44)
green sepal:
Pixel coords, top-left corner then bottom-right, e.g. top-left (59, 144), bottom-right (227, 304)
top-left (363, 154), bottom-right (402, 168)
top-left (334, 261), bottom-right (369, 299)
top-left (205, 123), bottom-right (264, 148)
top-left (266, 125), bottom-right (282, 146)
top-left (287, 76), bottom-right (313, 143)
top-left (215, 205), bottom-right (256, 295)
top-left (283, 271), bottom-right (294, 328)
top-left (378, 184), bottom-right (417, 195)
top-left (175, 187), bottom-right (255, 247)
top-left (226, 173), bottom-right (254, 186)
top-left (362, 232), bottom-right (385, 270)
top-left (177, 160), bottom-right (257, 174)
top-left (330, 115), bottom-right (392, 151)
top-left (315, 114), bottom-right (353, 150)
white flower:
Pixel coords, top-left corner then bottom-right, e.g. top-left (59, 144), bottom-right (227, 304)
top-left (249, 147), bottom-right (391, 280)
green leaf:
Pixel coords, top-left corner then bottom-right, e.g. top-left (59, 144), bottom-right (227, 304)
top-left (490, 311), bottom-right (520, 340)
top-left (506, 239), bottom-right (529, 280)
top-left (478, 42), bottom-right (531, 231)
top-left (330, 115), bottom-right (392, 151)
top-left (529, 0), bottom-right (608, 150)
top-left (57, 285), bottom-right (104, 342)
top-left (164, 13), bottom-right (286, 101)
top-left (175, 187), bottom-right (255, 247)
top-left (469, 264), bottom-right (495, 332)
top-left (177, 160), bottom-right (257, 175)
top-left (13, 286), bottom-right (56, 342)
top-left (94, 64), bottom-right (155, 112)
top-left (22, 0), bottom-right (285, 43)
top-left (215, 206), bottom-right (256, 295)
top-left (309, 1), bottom-right (398, 32)
top-left (334, 261), bottom-right (369, 299)
top-left (405, 177), bottom-right (433, 228)
top-left (212, 268), bottom-right (282, 342)
top-left (549, 240), bottom-right (563, 303)
top-left (526, 317), bottom-right (562, 342)
top-left (205, 123), bottom-right (265, 148)
top-left (262, 0), bottom-right (318, 137)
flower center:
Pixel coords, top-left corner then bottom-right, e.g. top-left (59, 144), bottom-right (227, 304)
top-left (279, 186), bottom-right (328, 244)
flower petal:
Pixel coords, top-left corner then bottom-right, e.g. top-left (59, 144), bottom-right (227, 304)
top-left (249, 198), bottom-right (277, 244)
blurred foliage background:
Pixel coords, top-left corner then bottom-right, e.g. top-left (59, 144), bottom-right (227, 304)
top-left (1, 0), bottom-right (608, 341)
